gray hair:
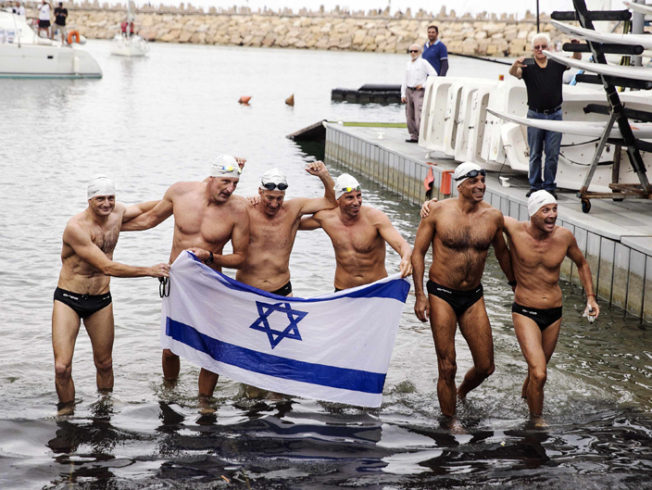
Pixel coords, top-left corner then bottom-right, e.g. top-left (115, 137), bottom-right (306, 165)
top-left (531, 33), bottom-right (551, 48)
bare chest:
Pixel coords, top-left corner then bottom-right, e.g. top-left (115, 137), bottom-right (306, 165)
top-left (90, 222), bottom-right (120, 254)
top-left (174, 203), bottom-right (233, 245)
top-left (249, 212), bottom-right (297, 250)
top-left (437, 220), bottom-right (494, 252)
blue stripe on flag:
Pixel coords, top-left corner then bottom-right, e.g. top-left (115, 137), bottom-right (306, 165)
top-left (166, 318), bottom-right (386, 394)
top-left (186, 251), bottom-right (410, 302)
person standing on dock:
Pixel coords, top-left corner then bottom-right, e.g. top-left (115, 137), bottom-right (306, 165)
top-left (509, 33), bottom-right (581, 199)
top-left (422, 25), bottom-right (448, 76)
top-left (401, 43), bottom-right (437, 143)
top-left (299, 173), bottom-right (412, 290)
top-left (53, 2), bottom-right (67, 43)
top-left (504, 190), bottom-right (599, 425)
top-left (120, 155), bottom-right (250, 405)
top-left (37, 0), bottom-right (52, 39)
top-left (236, 162), bottom-right (336, 297)
top-left (412, 161), bottom-right (515, 420)
top-left (52, 176), bottom-right (170, 415)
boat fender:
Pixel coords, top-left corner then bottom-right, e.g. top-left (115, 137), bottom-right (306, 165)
top-left (67, 30), bottom-right (81, 44)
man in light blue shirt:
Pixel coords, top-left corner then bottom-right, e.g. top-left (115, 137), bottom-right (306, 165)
top-left (422, 25), bottom-right (448, 76)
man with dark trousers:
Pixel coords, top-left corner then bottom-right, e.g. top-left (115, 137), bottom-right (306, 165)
top-left (509, 33), bottom-right (581, 198)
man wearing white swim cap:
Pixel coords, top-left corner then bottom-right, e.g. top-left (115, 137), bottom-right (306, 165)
top-left (236, 161), bottom-right (336, 298)
top-left (503, 190), bottom-right (599, 425)
top-left (121, 153), bottom-right (250, 406)
top-left (300, 172), bottom-right (412, 290)
top-left (412, 161), bottom-right (514, 421)
top-left (52, 176), bottom-right (170, 414)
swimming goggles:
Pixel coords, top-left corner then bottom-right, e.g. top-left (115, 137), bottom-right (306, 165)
top-left (341, 185), bottom-right (361, 193)
top-left (455, 169), bottom-right (486, 181)
top-left (218, 165), bottom-right (242, 174)
top-left (261, 182), bottom-right (288, 191)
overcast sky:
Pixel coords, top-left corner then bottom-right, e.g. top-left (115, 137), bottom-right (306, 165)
top-left (139, 0), bottom-right (624, 18)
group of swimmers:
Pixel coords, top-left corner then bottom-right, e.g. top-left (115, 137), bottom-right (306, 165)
top-left (52, 156), bottom-right (599, 425)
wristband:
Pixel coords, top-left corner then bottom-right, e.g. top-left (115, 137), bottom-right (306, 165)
top-left (205, 251), bottom-right (214, 265)
top-left (508, 280), bottom-right (517, 287)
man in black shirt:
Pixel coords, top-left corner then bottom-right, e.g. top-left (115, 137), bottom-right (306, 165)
top-left (509, 34), bottom-right (580, 198)
top-left (54, 2), bottom-right (68, 43)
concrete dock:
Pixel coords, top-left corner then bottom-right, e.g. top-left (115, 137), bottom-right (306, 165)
top-left (324, 122), bottom-right (652, 323)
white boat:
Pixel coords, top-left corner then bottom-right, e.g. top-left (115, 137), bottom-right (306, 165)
top-left (420, 74), bottom-right (652, 193)
top-left (0, 10), bottom-right (101, 78)
top-left (110, 2), bottom-right (148, 57)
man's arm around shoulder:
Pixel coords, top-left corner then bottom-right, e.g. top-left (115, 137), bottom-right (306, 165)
top-left (492, 212), bottom-right (515, 285)
top-left (121, 187), bottom-right (175, 231)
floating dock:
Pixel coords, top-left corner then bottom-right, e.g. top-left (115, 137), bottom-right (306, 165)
top-left (323, 122), bottom-right (652, 323)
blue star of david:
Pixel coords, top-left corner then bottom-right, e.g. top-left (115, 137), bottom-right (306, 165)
top-left (249, 301), bottom-right (308, 349)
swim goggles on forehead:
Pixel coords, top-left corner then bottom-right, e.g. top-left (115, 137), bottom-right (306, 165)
top-left (341, 185), bottom-right (361, 193)
top-left (261, 182), bottom-right (288, 191)
top-left (455, 169), bottom-right (486, 181)
top-left (217, 165), bottom-right (242, 174)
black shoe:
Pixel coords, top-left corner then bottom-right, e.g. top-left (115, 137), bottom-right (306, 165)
top-left (549, 190), bottom-right (558, 199)
top-left (405, 138), bottom-right (418, 143)
top-left (525, 189), bottom-right (536, 197)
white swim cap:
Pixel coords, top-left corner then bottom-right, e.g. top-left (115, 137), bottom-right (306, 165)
top-left (528, 190), bottom-right (557, 217)
top-left (334, 173), bottom-right (361, 199)
top-left (260, 168), bottom-right (288, 190)
top-left (453, 161), bottom-right (483, 187)
top-left (210, 154), bottom-right (241, 178)
top-left (87, 175), bottom-right (115, 199)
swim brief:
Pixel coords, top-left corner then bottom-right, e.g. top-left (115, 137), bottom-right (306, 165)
top-left (426, 280), bottom-right (484, 316)
top-left (53, 287), bottom-right (112, 319)
top-left (270, 281), bottom-right (292, 297)
top-left (512, 302), bottom-right (562, 331)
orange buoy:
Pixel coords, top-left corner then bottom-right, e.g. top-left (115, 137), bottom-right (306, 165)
top-left (67, 30), bottom-right (81, 44)
top-left (440, 170), bottom-right (454, 195)
top-left (238, 96), bottom-right (251, 104)
top-left (285, 94), bottom-right (294, 106)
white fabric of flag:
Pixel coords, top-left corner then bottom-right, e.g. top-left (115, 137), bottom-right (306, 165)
top-left (161, 251), bottom-right (411, 407)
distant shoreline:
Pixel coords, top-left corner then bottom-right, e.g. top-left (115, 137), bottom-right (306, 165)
top-left (19, 1), bottom-right (566, 57)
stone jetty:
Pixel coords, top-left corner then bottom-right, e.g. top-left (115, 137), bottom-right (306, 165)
top-left (18, 1), bottom-right (582, 57)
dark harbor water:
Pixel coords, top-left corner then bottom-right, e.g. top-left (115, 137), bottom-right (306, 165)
top-left (0, 41), bottom-right (651, 488)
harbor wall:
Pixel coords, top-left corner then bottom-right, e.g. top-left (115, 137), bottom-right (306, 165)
top-left (17, 1), bottom-right (580, 57)
top-left (324, 124), bottom-right (652, 323)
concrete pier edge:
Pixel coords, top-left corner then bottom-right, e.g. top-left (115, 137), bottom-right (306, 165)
top-left (324, 122), bottom-right (652, 323)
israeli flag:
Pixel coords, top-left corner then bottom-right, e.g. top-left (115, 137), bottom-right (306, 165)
top-left (161, 251), bottom-right (411, 408)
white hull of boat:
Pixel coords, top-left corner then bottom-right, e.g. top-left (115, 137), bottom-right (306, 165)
top-left (110, 34), bottom-right (148, 57)
top-left (0, 11), bottom-right (101, 78)
top-left (419, 76), bottom-right (652, 193)
top-left (545, 50), bottom-right (652, 82)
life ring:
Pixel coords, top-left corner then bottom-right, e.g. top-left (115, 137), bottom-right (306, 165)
top-left (67, 30), bottom-right (80, 44)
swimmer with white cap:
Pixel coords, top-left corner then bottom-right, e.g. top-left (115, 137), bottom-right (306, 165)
top-left (236, 160), bottom-right (336, 301)
top-left (52, 175), bottom-right (170, 414)
top-left (503, 187), bottom-right (599, 424)
top-left (299, 171), bottom-right (412, 290)
top-left (411, 160), bottom-right (513, 420)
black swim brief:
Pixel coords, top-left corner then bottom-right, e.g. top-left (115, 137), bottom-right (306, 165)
top-left (426, 280), bottom-right (484, 316)
top-left (270, 281), bottom-right (292, 297)
top-left (512, 302), bottom-right (562, 331)
top-left (53, 287), bottom-right (112, 319)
